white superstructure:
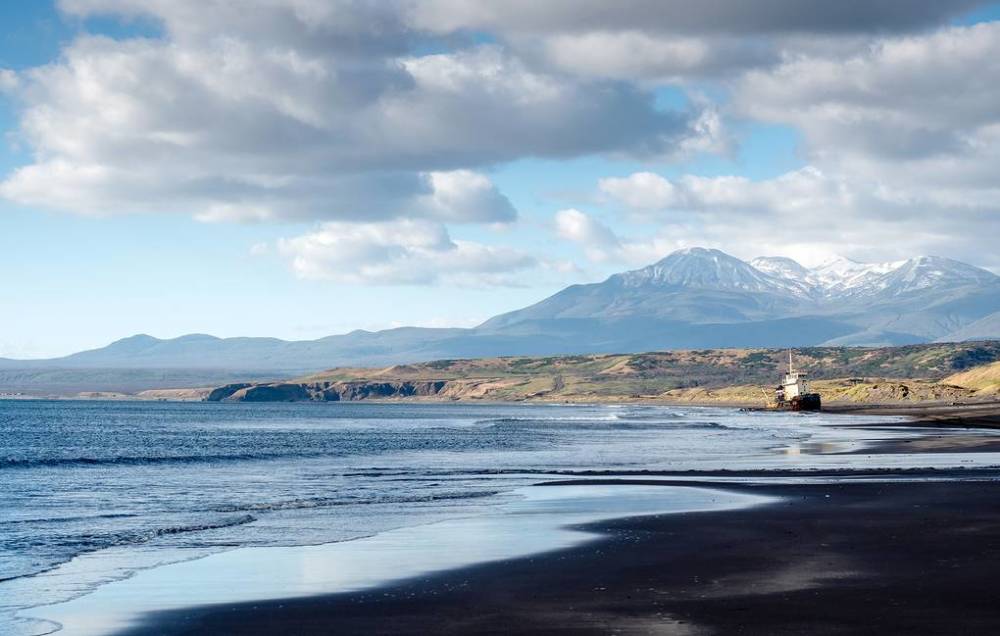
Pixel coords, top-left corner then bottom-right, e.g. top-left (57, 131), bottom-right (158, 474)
top-left (778, 351), bottom-right (809, 400)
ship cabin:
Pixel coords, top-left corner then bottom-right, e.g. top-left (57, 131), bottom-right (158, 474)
top-left (774, 351), bottom-right (821, 410)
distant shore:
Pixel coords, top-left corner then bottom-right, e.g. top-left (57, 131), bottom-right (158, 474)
top-left (14, 389), bottom-right (1000, 430)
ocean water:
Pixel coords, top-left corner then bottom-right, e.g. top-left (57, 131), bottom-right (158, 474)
top-left (0, 399), bottom-right (990, 635)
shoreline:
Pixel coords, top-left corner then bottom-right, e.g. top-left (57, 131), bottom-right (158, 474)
top-left (119, 475), bottom-right (1000, 635)
top-left (11, 401), bottom-right (1000, 635)
top-left (21, 484), bottom-right (771, 636)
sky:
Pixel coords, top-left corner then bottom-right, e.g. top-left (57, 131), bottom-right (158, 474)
top-left (3, 0), bottom-right (1000, 358)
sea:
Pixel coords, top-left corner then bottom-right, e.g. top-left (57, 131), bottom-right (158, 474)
top-left (1, 399), bottom-right (993, 635)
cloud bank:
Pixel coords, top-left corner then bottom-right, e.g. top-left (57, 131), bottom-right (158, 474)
top-left (0, 1), bottom-right (711, 224)
top-left (277, 219), bottom-right (536, 286)
top-left (2, 0), bottom-right (998, 282)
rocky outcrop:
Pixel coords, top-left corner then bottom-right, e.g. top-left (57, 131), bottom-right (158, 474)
top-left (333, 380), bottom-right (448, 400)
top-left (206, 383), bottom-right (255, 401)
top-left (206, 380), bottom-right (452, 402)
top-left (238, 383), bottom-right (312, 401)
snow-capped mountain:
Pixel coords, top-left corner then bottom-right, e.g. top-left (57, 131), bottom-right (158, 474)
top-left (750, 253), bottom-right (997, 301)
top-left (617, 248), bottom-right (813, 298)
top-left (483, 248), bottom-right (1000, 346)
top-left (749, 256), bottom-right (813, 283)
top-left (863, 255), bottom-right (999, 297)
top-left (5, 248), bottom-right (999, 376)
top-left (808, 256), bottom-right (905, 296)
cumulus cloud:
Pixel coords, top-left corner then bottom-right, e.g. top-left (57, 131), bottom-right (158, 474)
top-left (0, 1), bottom-right (708, 222)
top-left (599, 172), bottom-right (679, 210)
top-left (277, 219), bottom-right (537, 286)
top-left (595, 166), bottom-right (1000, 267)
top-left (601, 168), bottom-right (855, 215)
top-left (3, 0), bottom-right (999, 280)
top-left (519, 31), bottom-right (776, 82)
top-left (710, 21), bottom-right (1000, 266)
top-left (737, 22), bottom-right (1000, 167)
top-left (408, 1), bottom-right (982, 36)
top-left (0, 69), bottom-right (18, 92)
top-left (554, 208), bottom-right (620, 262)
top-left (555, 208), bottom-right (690, 266)
top-left (411, 0), bottom-right (985, 81)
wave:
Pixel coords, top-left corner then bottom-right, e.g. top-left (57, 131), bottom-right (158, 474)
top-left (612, 411), bottom-right (685, 421)
top-left (0, 452), bottom-right (316, 470)
top-left (0, 512), bottom-right (137, 526)
top-left (210, 490), bottom-right (500, 513)
top-left (476, 417), bottom-right (733, 431)
top-left (0, 514), bottom-right (257, 584)
top-left (142, 514), bottom-right (257, 539)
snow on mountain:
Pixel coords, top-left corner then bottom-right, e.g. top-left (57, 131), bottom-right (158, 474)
top-left (616, 248), bottom-right (813, 297)
top-left (5, 248), bottom-right (996, 377)
top-left (856, 255), bottom-right (999, 298)
top-left (749, 256), bottom-right (813, 282)
top-left (613, 249), bottom-right (999, 304)
top-left (808, 256), bottom-right (905, 295)
top-left (748, 253), bottom-right (998, 300)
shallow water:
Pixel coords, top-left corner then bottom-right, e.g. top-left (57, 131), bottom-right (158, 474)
top-left (27, 484), bottom-right (774, 636)
top-left (1, 399), bottom-right (996, 635)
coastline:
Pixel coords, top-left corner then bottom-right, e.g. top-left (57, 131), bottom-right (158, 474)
top-left (21, 485), bottom-right (772, 636)
top-left (10, 400), bottom-right (1000, 636)
top-left (120, 475), bottom-right (1000, 636)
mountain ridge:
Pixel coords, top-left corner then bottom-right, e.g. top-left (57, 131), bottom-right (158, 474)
top-left (2, 248), bottom-right (998, 383)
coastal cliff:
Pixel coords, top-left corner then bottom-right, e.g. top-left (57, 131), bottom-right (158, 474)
top-left (200, 342), bottom-right (1000, 405)
top-left (207, 380), bottom-right (454, 402)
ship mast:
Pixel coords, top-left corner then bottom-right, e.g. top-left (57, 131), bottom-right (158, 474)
top-left (788, 350), bottom-right (793, 374)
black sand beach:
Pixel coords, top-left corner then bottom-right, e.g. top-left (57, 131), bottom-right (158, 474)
top-left (124, 472), bottom-right (1000, 636)
top-left (80, 405), bottom-right (1000, 635)
top-left (826, 401), bottom-right (1000, 428)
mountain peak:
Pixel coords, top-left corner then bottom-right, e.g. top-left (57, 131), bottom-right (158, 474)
top-left (750, 256), bottom-right (810, 280)
top-left (108, 334), bottom-right (160, 347)
top-left (874, 254), bottom-right (999, 296)
top-left (616, 247), bottom-right (807, 295)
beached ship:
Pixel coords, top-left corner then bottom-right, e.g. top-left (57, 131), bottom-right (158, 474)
top-left (773, 352), bottom-right (821, 411)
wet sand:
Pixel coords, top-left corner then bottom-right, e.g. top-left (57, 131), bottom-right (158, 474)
top-left (826, 400), bottom-right (1000, 428)
top-left (828, 401), bottom-right (1000, 453)
top-left (62, 405), bottom-right (1000, 635)
top-left (123, 473), bottom-right (1000, 636)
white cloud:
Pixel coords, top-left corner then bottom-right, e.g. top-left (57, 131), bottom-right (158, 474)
top-left (277, 219), bottom-right (537, 286)
top-left (528, 31), bottom-right (771, 81)
top-left (696, 21), bottom-right (1000, 267)
top-left (196, 204), bottom-right (276, 224)
top-left (0, 69), bottom-right (18, 92)
top-left (409, 1), bottom-right (983, 82)
top-left (0, 2), bottom-right (705, 223)
top-left (554, 208), bottom-right (620, 262)
top-left (407, 1), bottom-right (981, 36)
top-left (594, 166), bottom-right (1000, 267)
top-left (554, 208), bottom-right (689, 266)
top-left (3, 0), bottom-right (998, 279)
top-left (599, 172), bottom-right (679, 209)
top-left (418, 170), bottom-right (515, 223)
top-left (735, 22), bottom-right (1000, 188)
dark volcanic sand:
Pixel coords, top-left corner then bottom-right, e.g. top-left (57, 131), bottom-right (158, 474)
top-left (827, 401), bottom-right (1000, 429)
top-left (125, 476), bottom-right (1000, 636)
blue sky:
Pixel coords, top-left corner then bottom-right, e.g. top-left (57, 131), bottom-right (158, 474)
top-left (2, 1), bottom-right (999, 357)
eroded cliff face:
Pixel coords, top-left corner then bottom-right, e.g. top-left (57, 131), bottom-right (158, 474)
top-left (206, 380), bottom-right (453, 402)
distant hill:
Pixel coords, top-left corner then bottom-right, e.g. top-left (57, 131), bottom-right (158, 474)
top-left (946, 360), bottom-right (1000, 395)
top-left (204, 341), bottom-right (1000, 404)
top-left (2, 248), bottom-right (999, 393)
